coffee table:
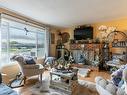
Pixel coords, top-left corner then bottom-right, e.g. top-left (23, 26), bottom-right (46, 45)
top-left (50, 69), bottom-right (78, 94)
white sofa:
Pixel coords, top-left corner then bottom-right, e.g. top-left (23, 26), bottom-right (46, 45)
top-left (95, 67), bottom-right (127, 95)
top-left (78, 80), bottom-right (99, 95)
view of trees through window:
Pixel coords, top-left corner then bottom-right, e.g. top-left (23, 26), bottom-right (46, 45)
top-left (0, 18), bottom-right (46, 67)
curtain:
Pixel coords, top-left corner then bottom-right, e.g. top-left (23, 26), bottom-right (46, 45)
top-left (45, 28), bottom-right (50, 57)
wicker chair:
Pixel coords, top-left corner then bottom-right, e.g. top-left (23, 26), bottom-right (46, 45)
top-left (11, 55), bottom-right (45, 84)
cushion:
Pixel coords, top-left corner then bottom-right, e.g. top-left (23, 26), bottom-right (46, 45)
top-left (116, 88), bottom-right (125, 95)
top-left (123, 68), bottom-right (127, 94)
top-left (25, 57), bottom-right (36, 65)
top-left (105, 83), bottom-right (117, 95)
top-left (35, 58), bottom-right (46, 65)
top-left (98, 78), bottom-right (108, 88)
top-left (118, 79), bottom-right (124, 87)
top-left (78, 80), bottom-right (96, 91)
top-left (11, 55), bottom-right (26, 64)
top-left (95, 76), bottom-right (103, 84)
top-left (111, 68), bottom-right (123, 86)
top-left (111, 65), bottom-right (127, 86)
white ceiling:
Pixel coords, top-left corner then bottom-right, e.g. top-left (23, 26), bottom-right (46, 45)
top-left (0, 0), bottom-right (127, 28)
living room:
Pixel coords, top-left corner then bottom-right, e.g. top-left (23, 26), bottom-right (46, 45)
top-left (0, 0), bottom-right (127, 95)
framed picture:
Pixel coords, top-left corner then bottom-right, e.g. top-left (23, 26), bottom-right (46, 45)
top-left (51, 33), bottom-right (55, 44)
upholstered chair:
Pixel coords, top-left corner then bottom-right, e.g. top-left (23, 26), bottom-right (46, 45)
top-left (11, 55), bottom-right (45, 84)
top-left (95, 66), bottom-right (127, 95)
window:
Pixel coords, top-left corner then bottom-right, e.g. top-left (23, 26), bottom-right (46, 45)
top-left (0, 17), bottom-right (47, 67)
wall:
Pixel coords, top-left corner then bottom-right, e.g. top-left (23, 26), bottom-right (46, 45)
top-left (0, 8), bottom-right (59, 57)
top-left (49, 28), bottom-right (74, 57)
top-left (49, 28), bottom-right (59, 57)
top-left (93, 17), bottom-right (127, 39)
top-left (93, 17), bottom-right (127, 54)
top-left (1, 8), bottom-right (127, 58)
top-left (59, 28), bottom-right (75, 50)
top-left (58, 17), bottom-right (127, 55)
top-left (0, 8), bottom-right (48, 28)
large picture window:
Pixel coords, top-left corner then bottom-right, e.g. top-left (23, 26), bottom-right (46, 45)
top-left (0, 17), bottom-right (46, 67)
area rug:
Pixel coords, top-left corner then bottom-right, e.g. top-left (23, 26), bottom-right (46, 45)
top-left (78, 68), bottom-right (91, 77)
top-left (29, 81), bottom-right (69, 95)
top-left (9, 78), bottom-right (24, 88)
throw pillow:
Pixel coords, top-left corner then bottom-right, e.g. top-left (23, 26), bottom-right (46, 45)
top-left (25, 57), bottom-right (36, 65)
top-left (98, 78), bottom-right (108, 88)
top-left (111, 69), bottom-right (123, 86)
top-left (118, 79), bottom-right (124, 87)
top-left (35, 58), bottom-right (45, 65)
top-left (116, 88), bottom-right (125, 95)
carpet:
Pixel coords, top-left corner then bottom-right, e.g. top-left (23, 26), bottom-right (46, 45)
top-left (78, 68), bottom-right (91, 77)
top-left (29, 81), bottom-right (69, 95)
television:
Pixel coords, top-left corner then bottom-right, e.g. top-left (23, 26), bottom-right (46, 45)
top-left (74, 26), bottom-right (93, 40)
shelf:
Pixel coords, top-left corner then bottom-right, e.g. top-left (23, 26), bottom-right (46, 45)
top-left (70, 43), bottom-right (101, 50)
top-left (112, 46), bottom-right (127, 48)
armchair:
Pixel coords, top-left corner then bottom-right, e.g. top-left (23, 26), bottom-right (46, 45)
top-left (11, 55), bottom-right (45, 84)
top-left (95, 66), bottom-right (127, 95)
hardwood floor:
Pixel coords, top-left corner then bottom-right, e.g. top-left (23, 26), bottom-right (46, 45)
top-left (79, 70), bottom-right (110, 82)
top-left (13, 70), bottom-right (110, 95)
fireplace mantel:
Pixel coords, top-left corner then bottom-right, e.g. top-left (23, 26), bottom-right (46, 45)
top-left (70, 43), bottom-right (102, 64)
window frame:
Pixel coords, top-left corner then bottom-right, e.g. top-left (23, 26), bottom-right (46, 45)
top-left (0, 18), bottom-right (46, 65)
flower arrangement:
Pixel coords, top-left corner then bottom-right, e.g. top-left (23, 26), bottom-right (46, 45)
top-left (98, 25), bottom-right (108, 31)
top-left (98, 25), bottom-right (117, 43)
top-left (98, 25), bottom-right (116, 33)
